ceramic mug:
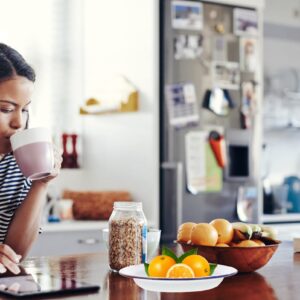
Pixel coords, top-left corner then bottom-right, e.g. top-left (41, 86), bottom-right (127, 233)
top-left (10, 127), bottom-right (54, 180)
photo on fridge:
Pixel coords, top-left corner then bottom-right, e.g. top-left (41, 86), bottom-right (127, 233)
top-left (233, 8), bottom-right (258, 36)
top-left (211, 61), bottom-right (240, 90)
top-left (212, 36), bottom-right (228, 61)
top-left (173, 33), bottom-right (203, 60)
top-left (171, 0), bottom-right (203, 30)
top-left (165, 82), bottom-right (199, 128)
top-left (240, 37), bottom-right (258, 72)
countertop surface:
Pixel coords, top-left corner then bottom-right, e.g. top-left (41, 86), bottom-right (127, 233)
top-left (0, 241), bottom-right (298, 299)
top-left (41, 220), bottom-right (108, 232)
top-left (41, 220), bottom-right (155, 233)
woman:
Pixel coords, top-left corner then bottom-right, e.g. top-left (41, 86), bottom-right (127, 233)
top-left (0, 43), bottom-right (62, 274)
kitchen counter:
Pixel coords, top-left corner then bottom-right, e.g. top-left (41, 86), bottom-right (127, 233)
top-left (41, 220), bottom-right (108, 232)
top-left (3, 241), bottom-right (299, 299)
top-left (30, 220), bottom-right (157, 257)
top-left (41, 220), bottom-right (156, 232)
top-left (29, 221), bottom-right (109, 257)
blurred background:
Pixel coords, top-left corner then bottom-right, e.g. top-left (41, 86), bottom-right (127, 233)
top-left (1, 0), bottom-right (300, 255)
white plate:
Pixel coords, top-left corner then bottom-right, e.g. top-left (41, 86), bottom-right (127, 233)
top-left (119, 264), bottom-right (237, 293)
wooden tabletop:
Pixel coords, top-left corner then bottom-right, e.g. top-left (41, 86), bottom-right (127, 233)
top-left (0, 241), bottom-right (299, 299)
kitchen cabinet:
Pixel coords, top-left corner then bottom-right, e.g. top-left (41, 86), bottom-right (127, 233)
top-left (262, 213), bottom-right (300, 223)
top-left (270, 223), bottom-right (300, 241)
top-left (28, 221), bottom-right (108, 257)
top-left (264, 0), bottom-right (300, 28)
top-left (261, 1), bottom-right (300, 224)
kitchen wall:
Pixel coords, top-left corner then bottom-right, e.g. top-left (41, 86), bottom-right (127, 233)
top-left (53, 0), bottom-right (159, 226)
top-left (53, 0), bottom-right (300, 226)
top-left (7, 0), bottom-right (299, 227)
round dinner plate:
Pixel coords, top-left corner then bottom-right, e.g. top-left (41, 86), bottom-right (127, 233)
top-left (119, 264), bottom-right (237, 293)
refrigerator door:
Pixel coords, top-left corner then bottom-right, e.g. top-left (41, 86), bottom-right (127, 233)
top-left (160, 0), bottom-right (262, 242)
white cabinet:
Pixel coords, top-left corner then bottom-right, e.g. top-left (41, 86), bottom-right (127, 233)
top-left (271, 223), bottom-right (300, 241)
top-left (265, 0), bottom-right (300, 27)
top-left (28, 221), bottom-right (108, 257)
top-left (261, 0), bottom-right (300, 224)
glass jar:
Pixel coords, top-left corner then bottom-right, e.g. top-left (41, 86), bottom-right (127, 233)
top-left (108, 202), bottom-right (147, 271)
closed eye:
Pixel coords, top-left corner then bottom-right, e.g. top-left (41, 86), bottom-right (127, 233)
top-left (0, 108), bottom-right (13, 113)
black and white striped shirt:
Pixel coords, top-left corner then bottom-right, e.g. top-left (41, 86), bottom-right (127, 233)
top-left (0, 154), bottom-right (31, 243)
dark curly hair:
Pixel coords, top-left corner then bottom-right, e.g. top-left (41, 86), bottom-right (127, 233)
top-left (0, 43), bottom-right (35, 82)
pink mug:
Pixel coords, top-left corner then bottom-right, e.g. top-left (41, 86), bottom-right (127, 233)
top-left (10, 127), bottom-right (54, 180)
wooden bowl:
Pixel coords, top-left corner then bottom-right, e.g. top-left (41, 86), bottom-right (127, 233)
top-left (177, 239), bottom-right (281, 273)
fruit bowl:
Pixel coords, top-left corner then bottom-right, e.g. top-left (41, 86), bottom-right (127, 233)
top-left (176, 239), bottom-right (281, 273)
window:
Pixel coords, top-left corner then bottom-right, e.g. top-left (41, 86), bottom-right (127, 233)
top-left (0, 0), bottom-right (83, 135)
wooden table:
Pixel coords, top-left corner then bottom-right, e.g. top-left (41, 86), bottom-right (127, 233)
top-left (1, 241), bottom-right (299, 299)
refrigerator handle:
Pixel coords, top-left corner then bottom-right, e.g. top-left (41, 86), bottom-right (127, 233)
top-left (161, 162), bottom-right (183, 231)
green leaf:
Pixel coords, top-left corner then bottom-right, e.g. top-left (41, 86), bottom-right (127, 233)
top-left (209, 263), bottom-right (217, 275)
top-left (144, 263), bottom-right (149, 276)
top-left (178, 248), bottom-right (198, 263)
top-left (161, 246), bottom-right (179, 263)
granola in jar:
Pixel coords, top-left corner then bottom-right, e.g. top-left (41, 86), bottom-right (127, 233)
top-left (108, 202), bottom-right (147, 271)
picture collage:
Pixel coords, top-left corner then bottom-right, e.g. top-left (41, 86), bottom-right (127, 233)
top-left (166, 0), bottom-right (259, 130)
top-left (164, 0), bottom-right (260, 193)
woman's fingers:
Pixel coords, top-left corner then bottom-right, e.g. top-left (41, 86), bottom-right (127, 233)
top-left (0, 255), bottom-right (20, 274)
top-left (37, 144), bottom-right (62, 183)
top-left (0, 263), bottom-right (6, 274)
top-left (50, 144), bottom-right (62, 175)
top-left (0, 283), bottom-right (21, 293)
top-left (7, 282), bottom-right (21, 292)
top-left (0, 244), bottom-right (21, 274)
top-left (0, 244), bottom-right (21, 264)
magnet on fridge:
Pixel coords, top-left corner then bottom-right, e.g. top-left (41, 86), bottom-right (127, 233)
top-left (209, 130), bottom-right (227, 168)
top-left (202, 88), bottom-right (235, 116)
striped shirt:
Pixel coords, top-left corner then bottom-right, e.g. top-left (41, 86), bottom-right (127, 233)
top-left (0, 154), bottom-right (31, 243)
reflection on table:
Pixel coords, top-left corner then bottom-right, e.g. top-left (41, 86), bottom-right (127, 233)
top-left (0, 241), bottom-right (295, 299)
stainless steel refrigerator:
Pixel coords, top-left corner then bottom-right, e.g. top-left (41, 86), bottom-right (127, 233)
top-left (159, 0), bottom-right (264, 242)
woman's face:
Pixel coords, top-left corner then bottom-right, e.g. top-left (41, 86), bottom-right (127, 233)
top-left (0, 76), bottom-right (34, 153)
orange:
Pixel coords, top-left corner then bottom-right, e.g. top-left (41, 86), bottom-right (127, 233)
top-left (177, 222), bottom-right (196, 243)
top-left (166, 263), bottom-right (195, 278)
top-left (216, 243), bottom-right (230, 247)
top-left (209, 219), bottom-right (234, 244)
top-left (191, 223), bottom-right (218, 246)
top-left (251, 239), bottom-right (265, 246)
top-left (182, 255), bottom-right (210, 277)
top-left (148, 255), bottom-right (176, 277)
top-left (236, 240), bottom-right (259, 247)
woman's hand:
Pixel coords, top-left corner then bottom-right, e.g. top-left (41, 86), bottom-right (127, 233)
top-left (0, 244), bottom-right (21, 274)
top-left (36, 144), bottom-right (63, 185)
